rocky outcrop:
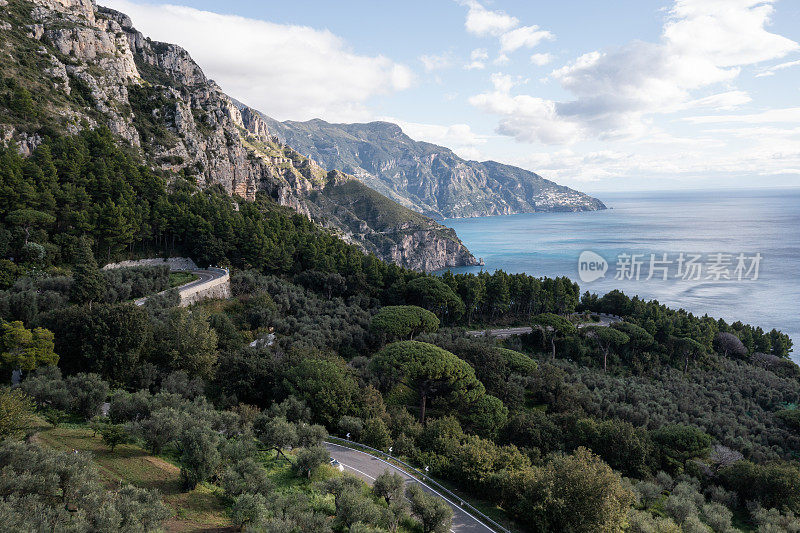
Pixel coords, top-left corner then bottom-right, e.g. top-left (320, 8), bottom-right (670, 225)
top-left (383, 230), bottom-right (481, 272)
top-left (303, 177), bottom-right (480, 270)
top-left (28, 1), bottom-right (142, 145)
top-left (31, 0), bottom-right (94, 22)
top-left (0, 0), bottom-right (477, 270)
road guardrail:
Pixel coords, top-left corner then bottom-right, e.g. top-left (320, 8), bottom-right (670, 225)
top-left (326, 435), bottom-right (512, 533)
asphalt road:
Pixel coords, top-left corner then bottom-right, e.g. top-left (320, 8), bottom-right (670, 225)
top-left (134, 269), bottom-right (225, 306)
top-left (325, 442), bottom-right (496, 533)
top-left (467, 313), bottom-right (621, 338)
top-left (466, 326), bottom-right (534, 339)
top-left (176, 269), bottom-right (219, 291)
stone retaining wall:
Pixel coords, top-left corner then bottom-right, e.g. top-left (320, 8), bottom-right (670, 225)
top-left (178, 268), bottom-right (231, 307)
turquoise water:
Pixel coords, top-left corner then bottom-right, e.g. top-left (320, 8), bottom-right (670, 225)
top-left (443, 189), bottom-right (800, 361)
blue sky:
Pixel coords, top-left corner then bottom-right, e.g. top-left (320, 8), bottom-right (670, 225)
top-left (104, 0), bottom-right (800, 192)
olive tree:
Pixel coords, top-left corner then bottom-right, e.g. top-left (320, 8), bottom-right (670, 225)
top-left (179, 426), bottom-right (222, 490)
top-left (373, 471), bottom-right (405, 506)
top-left (136, 407), bottom-right (182, 455)
top-left (296, 422), bottom-right (328, 448)
top-left (506, 447), bottom-right (634, 532)
top-left (293, 445), bottom-right (329, 479)
top-left (406, 484), bottom-right (453, 533)
top-left (221, 458), bottom-right (274, 498)
top-left (229, 493), bottom-right (269, 530)
top-left (333, 487), bottom-right (387, 530)
top-left (0, 388), bottom-right (34, 439)
top-left (100, 424), bottom-right (129, 452)
top-left (66, 373), bottom-right (109, 420)
top-left (253, 414), bottom-right (297, 463)
top-left (0, 441), bottom-right (169, 531)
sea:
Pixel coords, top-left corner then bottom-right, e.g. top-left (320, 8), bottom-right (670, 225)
top-left (442, 188), bottom-right (800, 363)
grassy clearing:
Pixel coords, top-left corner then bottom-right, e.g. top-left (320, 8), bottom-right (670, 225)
top-left (169, 271), bottom-right (199, 288)
top-left (35, 427), bottom-right (428, 533)
top-left (35, 426), bottom-right (231, 532)
top-left (35, 429), bottom-right (351, 531)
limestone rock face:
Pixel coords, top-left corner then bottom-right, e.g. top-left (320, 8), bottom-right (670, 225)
top-left (385, 230), bottom-right (479, 272)
top-left (27, 1), bottom-right (142, 146)
top-left (0, 0), bottom-right (478, 270)
top-left (32, 0), bottom-right (95, 23)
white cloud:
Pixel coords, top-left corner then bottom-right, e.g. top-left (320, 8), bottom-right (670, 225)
top-left (103, 0), bottom-right (413, 122)
top-left (493, 54), bottom-right (510, 66)
top-left (683, 91), bottom-right (752, 110)
top-left (471, 0), bottom-right (798, 144)
top-left (465, 48), bottom-right (489, 70)
top-left (488, 72), bottom-right (519, 93)
top-left (380, 117), bottom-right (488, 160)
top-left (470, 94), bottom-right (583, 144)
top-left (469, 74), bottom-right (583, 144)
top-left (772, 58), bottom-right (800, 70)
top-left (684, 107), bottom-right (800, 124)
top-left (460, 1), bottom-right (555, 69)
top-left (703, 125), bottom-right (800, 140)
top-left (756, 58), bottom-right (800, 77)
top-left (530, 53), bottom-right (553, 66)
top-left (499, 25), bottom-right (554, 53)
top-left (665, 0), bottom-right (798, 67)
top-left (420, 53), bottom-right (453, 72)
top-left (509, 126), bottom-right (800, 186)
top-left (463, 0), bottom-right (518, 37)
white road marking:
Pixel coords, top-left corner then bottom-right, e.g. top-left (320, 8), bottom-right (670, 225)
top-left (338, 461), bottom-right (375, 481)
top-left (326, 442), bottom-right (495, 532)
top-left (338, 460), bottom-right (453, 531)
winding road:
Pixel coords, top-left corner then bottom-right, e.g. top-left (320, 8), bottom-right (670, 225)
top-left (325, 442), bottom-right (497, 532)
top-left (134, 268), bottom-right (228, 306)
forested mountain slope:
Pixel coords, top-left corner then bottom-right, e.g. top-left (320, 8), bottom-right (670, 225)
top-left (0, 0), bottom-right (476, 270)
top-left (3, 2), bottom-right (800, 533)
top-left (252, 113), bottom-right (606, 219)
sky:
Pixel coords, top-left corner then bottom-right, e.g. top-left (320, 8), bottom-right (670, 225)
top-left (102, 0), bottom-right (800, 193)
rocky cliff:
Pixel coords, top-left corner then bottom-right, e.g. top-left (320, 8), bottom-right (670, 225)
top-left (0, 0), bottom-right (478, 270)
top-left (305, 178), bottom-right (479, 271)
top-left (252, 115), bottom-right (606, 220)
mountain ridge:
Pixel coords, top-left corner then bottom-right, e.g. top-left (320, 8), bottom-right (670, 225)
top-left (246, 109), bottom-right (606, 220)
top-left (0, 0), bottom-right (478, 271)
